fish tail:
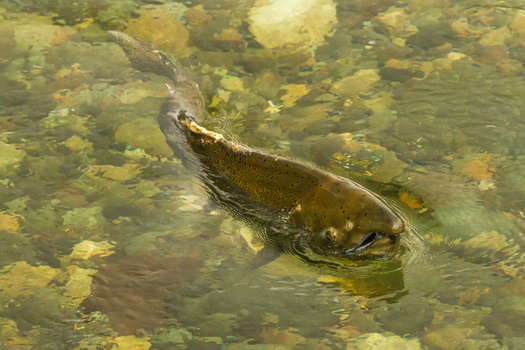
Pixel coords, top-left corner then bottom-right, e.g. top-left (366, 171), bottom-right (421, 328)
top-left (109, 31), bottom-right (207, 124)
top-left (108, 31), bottom-right (184, 84)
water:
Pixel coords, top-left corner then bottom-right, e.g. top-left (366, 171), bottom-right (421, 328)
top-left (1, 0), bottom-right (525, 349)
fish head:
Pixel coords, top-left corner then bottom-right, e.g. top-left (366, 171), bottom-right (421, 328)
top-left (312, 182), bottom-right (405, 260)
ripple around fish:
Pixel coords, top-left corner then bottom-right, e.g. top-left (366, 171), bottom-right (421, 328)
top-left (387, 199), bottom-right (436, 266)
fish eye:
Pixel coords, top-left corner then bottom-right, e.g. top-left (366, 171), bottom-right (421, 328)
top-left (325, 229), bottom-right (337, 242)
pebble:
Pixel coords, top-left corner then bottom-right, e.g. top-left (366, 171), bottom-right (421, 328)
top-left (346, 332), bottom-right (422, 350)
top-left (330, 69), bottom-right (380, 96)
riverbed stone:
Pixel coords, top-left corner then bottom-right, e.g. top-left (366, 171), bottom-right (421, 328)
top-left (330, 70), bottom-right (380, 96)
top-left (114, 118), bottom-right (173, 157)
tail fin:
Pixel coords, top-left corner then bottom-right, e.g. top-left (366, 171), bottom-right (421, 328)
top-left (109, 31), bottom-right (207, 124)
top-left (108, 31), bottom-right (184, 83)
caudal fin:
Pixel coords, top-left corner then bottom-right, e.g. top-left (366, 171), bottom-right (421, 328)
top-left (108, 31), bottom-right (184, 83)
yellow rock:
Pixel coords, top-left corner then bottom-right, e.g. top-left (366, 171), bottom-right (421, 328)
top-left (433, 58), bottom-right (452, 70)
top-left (362, 92), bottom-right (395, 112)
top-left (247, 0), bottom-right (337, 50)
top-left (423, 327), bottom-right (468, 350)
top-left (63, 135), bottom-right (92, 152)
top-left (462, 231), bottom-right (509, 251)
top-left (258, 327), bottom-right (307, 348)
top-left (0, 13), bottom-right (76, 53)
top-left (451, 18), bottom-right (485, 38)
top-left (280, 84), bottom-right (310, 107)
top-left (392, 37), bottom-right (406, 47)
top-left (376, 7), bottom-right (418, 38)
top-left (330, 69), bottom-right (380, 96)
top-left (510, 10), bottom-right (525, 34)
top-left (0, 262), bottom-right (59, 300)
top-left (418, 61), bottom-right (435, 75)
top-left (447, 52), bottom-right (467, 61)
top-left (214, 28), bottom-right (243, 42)
top-left (478, 26), bottom-right (512, 46)
top-left (125, 4), bottom-right (189, 53)
top-left (0, 211), bottom-right (21, 233)
top-left (220, 75), bottom-right (244, 92)
top-left (0, 317), bottom-right (38, 349)
top-left (70, 240), bottom-right (115, 260)
top-left (347, 332), bottom-right (422, 350)
top-left (0, 141), bottom-right (26, 177)
top-left (384, 59), bottom-right (412, 69)
top-left (64, 266), bottom-right (97, 306)
top-left (107, 335), bottom-right (151, 350)
top-left (497, 59), bottom-right (524, 75)
top-left (119, 88), bottom-right (149, 104)
top-left (87, 164), bottom-right (143, 181)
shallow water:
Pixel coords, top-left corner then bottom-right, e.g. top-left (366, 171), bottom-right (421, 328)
top-left (1, 0), bottom-right (525, 349)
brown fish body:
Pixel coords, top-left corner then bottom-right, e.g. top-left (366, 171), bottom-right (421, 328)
top-left (109, 31), bottom-right (405, 259)
top-left (179, 121), bottom-right (404, 258)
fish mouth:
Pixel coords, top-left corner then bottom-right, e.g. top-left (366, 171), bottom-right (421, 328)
top-left (345, 232), bottom-right (385, 254)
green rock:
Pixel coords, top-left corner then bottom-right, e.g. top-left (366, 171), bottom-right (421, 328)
top-left (125, 231), bottom-right (172, 255)
top-left (114, 118), bottom-right (173, 157)
top-left (432, 201), bottom-right (514, 239)
top-left (29, 155), bottom-right (64, 181)
top-left (0, 141), bottom-right (26, 177)
top-left (151, 328), bottom-right (193, 345)
top-left (62, 207), bottom-right (105, 229)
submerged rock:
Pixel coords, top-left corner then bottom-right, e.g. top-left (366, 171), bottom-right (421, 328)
top-left (62, 207), bottom-right (106, 229)
top-left (346, 332), bottom-right (422, 350)
top-left (0, 141), bottom-right (26, 177)
top-left (330, 69), bottom-right (380, 96)
top-left (247, 0), bottom-right (337, 50)
top-left (375, 7), bottom-right (418, 39)
top-left (82, 254), bottom-right (202, 335)
top-left (125, 4), bottom-right (189, 53)
top-left (114, 118), bottom-right (174, 157)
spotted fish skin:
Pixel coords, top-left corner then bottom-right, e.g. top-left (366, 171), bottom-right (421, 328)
top-left (109, 31), bottom-right (405, 259)
top-left (178, 120), bottom-right (404, 259)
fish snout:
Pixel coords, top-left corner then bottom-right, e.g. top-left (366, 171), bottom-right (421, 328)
top-left (374, 205), bottom-right (405, 237)
top-left (389, 216), bottom-right (405, 235)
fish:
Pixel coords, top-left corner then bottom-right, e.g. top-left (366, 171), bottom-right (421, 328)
top-left (108, 31), bottom-right (405, 261)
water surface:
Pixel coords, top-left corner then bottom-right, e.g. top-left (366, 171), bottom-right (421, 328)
top-left (1, 0), bottom-right (525, 349)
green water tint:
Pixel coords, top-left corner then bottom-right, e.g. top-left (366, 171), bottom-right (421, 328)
top-left (1, 0), bottom-right (525, 349)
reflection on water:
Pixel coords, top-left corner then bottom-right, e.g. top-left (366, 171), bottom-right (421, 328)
top-left (1, 0), bottom-right (525, 348)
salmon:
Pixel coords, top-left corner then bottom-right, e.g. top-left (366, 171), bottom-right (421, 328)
top-left (109, 31), bottom-right (405, 260)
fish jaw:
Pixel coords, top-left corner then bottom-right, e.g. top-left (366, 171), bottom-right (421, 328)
top-left (340, 202), bottom-right (405, 259)
top-left (292, 178), bottom-right (405, 260)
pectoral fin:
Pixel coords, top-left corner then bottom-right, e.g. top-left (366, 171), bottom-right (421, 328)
top-left (250, 244), bottom-right (283, 269)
